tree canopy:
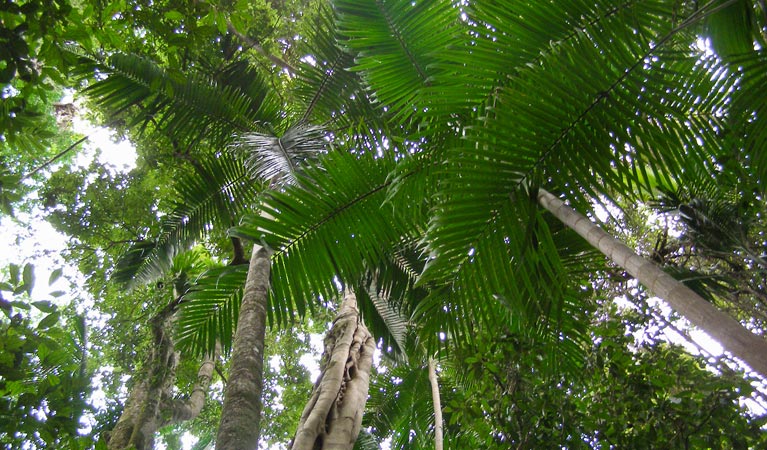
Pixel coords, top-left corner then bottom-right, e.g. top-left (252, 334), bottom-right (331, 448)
top-left (3, 0), bottom-right (767, 449)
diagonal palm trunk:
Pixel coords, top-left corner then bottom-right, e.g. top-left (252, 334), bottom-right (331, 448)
top-left (290, 289), bottom-right (376, 450)
top-left (215, 245), bottom-right (271, 450)
top-left (537, 188), bottom-right (767, 378)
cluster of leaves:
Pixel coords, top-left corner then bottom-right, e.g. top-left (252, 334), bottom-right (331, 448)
top-left (6, 0), bottom-right (767, 447)
top-left (0, 0), bottom-right (83, 148)
top-left (0, 263), bottom-right (91, 449)
top-left (364, 301), bottom-right (767, 450)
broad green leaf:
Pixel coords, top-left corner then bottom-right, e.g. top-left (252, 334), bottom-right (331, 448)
top-left (31, 301), bottom-right (57, 313)
top-left (22, 263), bottom-right (34, 295)
top-left (37, 312), bottom-right (60, 330)
top-left (48, 268), bottom-right (63, 286)
top-left (164, 10), bottom-right (184, 21)
top-left (9, 263), bottom-right (20, 286)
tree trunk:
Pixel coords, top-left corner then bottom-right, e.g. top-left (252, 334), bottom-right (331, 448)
top-left (108, 305), bottom-right (216, 450)
top-left (427, 357), bottom-right (444, 450)
top-left (290, 290), bottom-right (376, 450)
top-left (216, 245), bottom-right (271, 450)
top-left (537, 188), bottom-right (767, 378)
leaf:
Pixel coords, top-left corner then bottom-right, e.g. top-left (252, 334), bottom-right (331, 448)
top-left (9, 263), bottom-right (20, 286)
top-left (74, 314), bottom-right (87, 343)
top-left (31, 301), bottom-right (57, 313)
top-left (22, 263), bottom-right (34, 295)
top-left (48, 268), bottom-right (63, 286)
top-left (37, 312), bottom-right (60, 330)
top-left (215, 11), bottom-right (227, 34)
top-left (164, 10), bottom-right (184, 21)
top-left (9, 300), bottom-right (30, 310)
top-left (49, 290), bottom-right (66, 298)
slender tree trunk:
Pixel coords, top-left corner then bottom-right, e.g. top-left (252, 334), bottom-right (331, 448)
top-left (290, 290), bottom-right (376, 450)
top-left (108, 307), bottom-right (216, 450)
top-left (428, 357), bottom-right (444, 450)
top-left (537, 188), bottom-right (767, 378)
top-left (163, 347), bottom-right (217, 425)
top-left (216, 245), bottom-right (271, 450)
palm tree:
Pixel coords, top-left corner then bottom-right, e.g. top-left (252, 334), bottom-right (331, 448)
top-left (76, 0), bottom-right (767, 447)
top-left (537, 188), bottom-right (767, 376)
top-left (76, 5), bottom-right (404, 449)
top-left (233, 0), bottom-right (767, 380)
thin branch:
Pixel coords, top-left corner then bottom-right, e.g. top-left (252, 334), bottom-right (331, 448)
top-left (227, 21), bottom-right (297, 74)
top-left (22, 135), bottom-right (88, 181)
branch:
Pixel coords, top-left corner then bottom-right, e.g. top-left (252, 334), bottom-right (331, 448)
top-left (163, 343), bottom-right (219, 426)
top-left (229, 237), bottom-right (248, 265)
top-left (22, 135), bottom-right (88, 181)
top-left (227, 21), bottom-right (297, 74)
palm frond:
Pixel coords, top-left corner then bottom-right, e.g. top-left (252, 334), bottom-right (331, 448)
top-left (230, 150), bottom-right (428, 326)
top-left (365, 363), bottom-right (434, 449)
top-left (233, 122), bottom-right (328, 185)
top-left (353, 429), bottom-right (382, 450)
top-left (175, 264), bottom-right (249, 357)
top-left (354, 269), bottom-right (412, 359)
top-left (334, 0), bottom-right (478, 127)
top-left (288, 2), bottom-right (392, 149)
top-left (73, 52), bottom-right (279, 148)
top-left (407, 0), bottom-right (738, 304)
top-left (112, 153), bottom-right (264, 286)
top-left (730, 50), bottom-right (767, 194)
top-left (704, 0), bottom-right (756, 59)
top-left (414, 195), bottom-right (598, 372)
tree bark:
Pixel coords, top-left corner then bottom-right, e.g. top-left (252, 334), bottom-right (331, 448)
top-left (427, 357), bottom-right (444, 450)
top-left (290, 290), bottom-right (376, 450)
top-left (537, 188), bottom-right (767, 378)
top-left (108, 305), bottom-right (216, 450)
top-left (215, 245), bottom-right (271, 450)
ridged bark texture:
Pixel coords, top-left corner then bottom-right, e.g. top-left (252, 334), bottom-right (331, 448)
top-left (290, 290), bottom-right (376, 450)
top-left (538, 188), bottom-right (767, 378)
top-left (428, 358), bottom-right (443, 450)
top-left (108, 305), bottom-right (215, 450)
top-left (216, 245), bottom-right (270, 450)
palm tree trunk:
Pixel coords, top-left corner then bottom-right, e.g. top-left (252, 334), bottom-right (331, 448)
top-left (537, 188), bottom-right (767, 378)
top-left (290, 290), bottom-right (376, 450)
top-left (428, 357), bottom-right (444, 450)
top-left (216, 245), bottom-right (271, 450)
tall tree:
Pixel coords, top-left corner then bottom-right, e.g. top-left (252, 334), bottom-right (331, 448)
top-left (290, 290), bottom-right (375, 450)
top-left (537, 188), bottom-right (767, 376)
top-left (13, 0), bottom-right (767, 447)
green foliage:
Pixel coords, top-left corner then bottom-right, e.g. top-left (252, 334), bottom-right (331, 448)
top-left (73, 52), bottom-right (280, 150)
top-left (176, 264), bottom-right (247, 357)
top-left (367, 304), bottom-right (767, 450)
top-left (231, 150), bottom-right (426, 324)
top-left (7, 0), bottom-right (767, 447)
top-left (0, 0), bottom-right (84, 153)
top-left (111, 153), bottom-right (264, 286)
top-left (0, 263), bottom-right (91, 449)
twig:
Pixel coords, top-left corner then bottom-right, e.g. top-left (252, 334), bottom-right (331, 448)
top-left (226, 21), bottom-right (297, 74)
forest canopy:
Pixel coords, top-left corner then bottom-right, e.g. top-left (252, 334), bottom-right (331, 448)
top-left (2, 0), bottom-right (767, 449)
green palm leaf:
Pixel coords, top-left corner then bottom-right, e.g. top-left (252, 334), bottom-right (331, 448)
top-left (406, 1), bottom-right (737, 303)
top-left (74, 53), bottom-right (279, 148)
top-left (113, 153), bottom-right (264, 285)
top-left (233, 121), bottom-right (328, 185)
top-left (230, 149), bottom-right (427, 325)
top-left (175, 264), bottom-right (249, 357)
top-left (334, 0), bottom-right (478, 127)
